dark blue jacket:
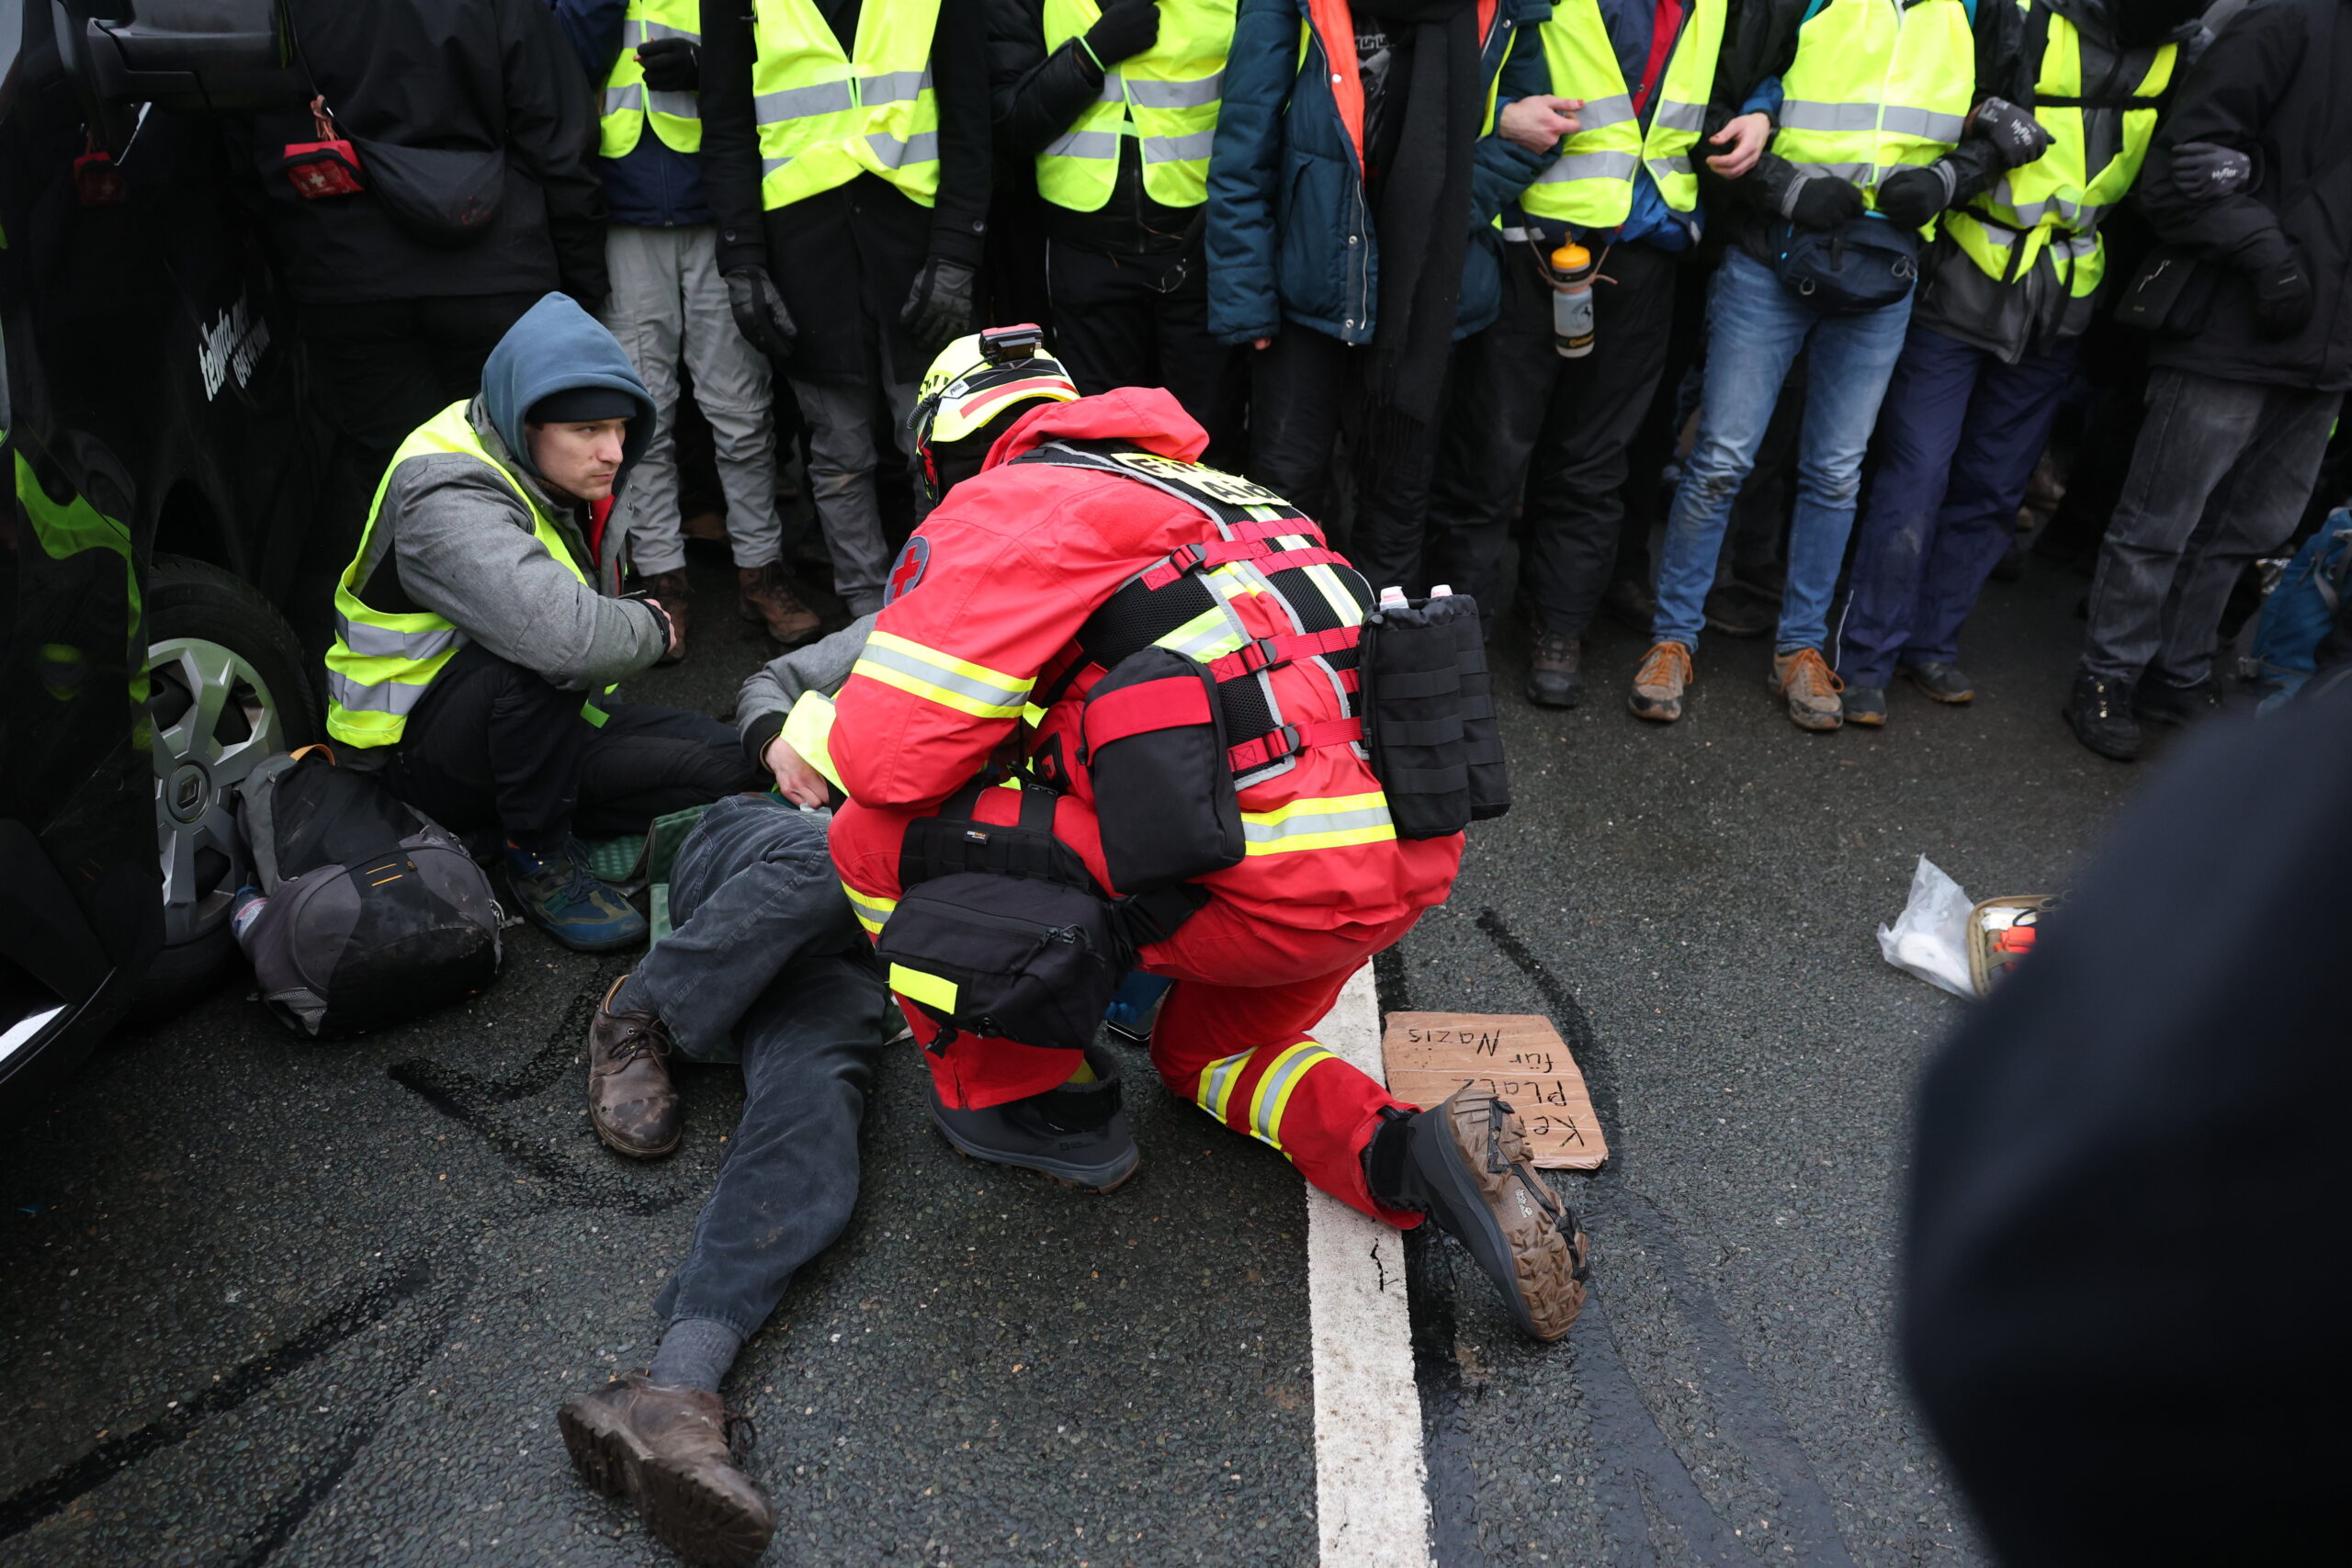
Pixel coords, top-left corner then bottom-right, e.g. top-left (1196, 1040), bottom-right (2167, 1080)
top-left (550, 0), bottom-right (712, 228)
top-left (1205, 0), bottom-right (1553, 347)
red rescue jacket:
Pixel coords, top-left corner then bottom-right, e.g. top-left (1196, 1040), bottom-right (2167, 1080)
top-left (830, 388), bottom-right (1462, 934)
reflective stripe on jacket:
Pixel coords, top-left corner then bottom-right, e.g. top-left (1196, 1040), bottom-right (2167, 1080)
top-left (1520, 0), bottom-right (1724, 227)
top-left (1037, 0), bottom-right (1235, 211)
top-left (1941, 9), bottom-right (2175, 301)
top-left (751, 0), bottom-right (944, 209)
top-left (1770, 0), bottom-right (1974, 220)
top-left (601, 0), bottom-right (704, 158)
top-left (324, 403), bottom-right (592, 748)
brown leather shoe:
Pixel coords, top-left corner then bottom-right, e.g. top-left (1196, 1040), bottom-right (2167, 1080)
top-left (588, 975), bottom-right (680, 1158)
top-left (560, 1372), bottom-right (775, 1567)
top-left (646, 569), bottom-right (691, 665)
top-left (737, 562), bottom-right (820, 647)
top-left (1627, 639), bottom-right (1694, 723)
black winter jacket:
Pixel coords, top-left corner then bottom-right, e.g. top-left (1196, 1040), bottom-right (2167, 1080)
top-left (702, 0), bottom-right (993, 383)
top-left (989, 0), bottom-right (1203, 255)
top-left (2134, 0), bottom-right (2352, 392)
top-left (243, 0), bottom-right (607, 306)
top-left (1703, 0), bottom-right (2022, 272)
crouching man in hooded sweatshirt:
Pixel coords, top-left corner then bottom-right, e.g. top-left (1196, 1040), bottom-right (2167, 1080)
top-left (321, 292), bottom-right (763, 953)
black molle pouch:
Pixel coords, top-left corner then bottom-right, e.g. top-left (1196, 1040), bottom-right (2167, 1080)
top-left (1360, 596), bottom-right (1472, 840)
top-left (899, 777), bottom-right (1095, 891)
top-left (1082, 646), bottom-right (1244, 892)
top-left (1442, 596), bottom-right (1509, 822)
top-left (875, 872), bottom-right (1126, 1054)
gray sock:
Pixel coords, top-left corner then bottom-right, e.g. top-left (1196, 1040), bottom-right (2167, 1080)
top-left (649, 1317), bottom-right (743, 1393)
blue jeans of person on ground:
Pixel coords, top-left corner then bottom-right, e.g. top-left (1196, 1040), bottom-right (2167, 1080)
top-left (1653, 248), bottom-right (1916, 655)
top-left (630, 792), bottom-right (895, 1341)
top-left (1833, 325), bottom-right (2076, 689)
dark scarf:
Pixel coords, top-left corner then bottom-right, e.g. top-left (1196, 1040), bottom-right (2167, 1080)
top-left (1353, 0), bottom-right (1482, 428)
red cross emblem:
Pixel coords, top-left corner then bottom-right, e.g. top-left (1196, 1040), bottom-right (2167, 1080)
top-left (886, 536), bottom-right (931, 604)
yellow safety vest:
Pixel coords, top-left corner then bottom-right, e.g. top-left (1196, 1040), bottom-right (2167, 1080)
top-left (1770, 0), bottom-right (1974, 224)
top-left (1521, 0), bottom-right (1725, 227)
top-left (323, 404), bottom-right (598, 749)
top-left (1037, 0), bottom-right (1234, 211)
top-left (751, 0), bottom-right (944, 210)
top-left (602, 0), bottom-right (704, 158)
top-left (1942, 10), bottom-right (2175, 299)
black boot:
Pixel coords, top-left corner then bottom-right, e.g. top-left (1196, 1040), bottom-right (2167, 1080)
top-left (928, 1043), bottom-right (1138, 1192)
top-left (1524, 633), bottom-right (1583, 708)
top-left (2132, 676), bottom-right (2224, 728)
top-left (1365, 1092), bottom-right (1589, 1341)
top-left (2064, 671), bottom-right (2141, 761)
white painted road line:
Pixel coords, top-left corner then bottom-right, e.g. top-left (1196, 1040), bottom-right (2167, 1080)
top-left (1308, 964), bottom-right (1434, 1568)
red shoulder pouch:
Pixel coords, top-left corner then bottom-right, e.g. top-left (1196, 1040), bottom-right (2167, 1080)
top-left (74, 137), bottom-right (126, 207)
top-left (282, 96), bottom-right (365, 199)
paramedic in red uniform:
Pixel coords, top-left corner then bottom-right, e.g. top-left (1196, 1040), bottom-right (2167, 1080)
top-left (822, 331), bottom-right (1589, 1341)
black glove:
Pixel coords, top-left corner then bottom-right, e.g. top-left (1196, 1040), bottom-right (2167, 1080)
top-left (899, 256), bottom-right (978, 360)
top-left (1785, 172), bottom-right (1865, 231)
top-left (2248, 244), bottom-right (2315, 339)
top-left (1875, 162), bottom-right (1956, 230)
top-left (636, 36), bottom-right (699, 93)
top-left (1084, 0), bottom-right (1161, 67)
top-left (2173, 141), bottom-right (2254, 203)
top-left (1966, 96), bottom-right (2052, 170)
top-left (725, 265), bottom-right (797, 363)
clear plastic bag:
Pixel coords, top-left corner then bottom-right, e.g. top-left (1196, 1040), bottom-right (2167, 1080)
top-left (1876, 856), bottom-right (1976, 999)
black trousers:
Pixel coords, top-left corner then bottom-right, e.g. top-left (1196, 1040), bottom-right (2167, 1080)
top-left (295, 293), bottom-right (541, 645)
top-left (1248, 327), bottom-right (1443, 597)
top-left (1046, 241), bottom-right (1248, 468)
top-left (1426, 243), bottom-right (1680, 637)
top-left (386, 647), bottom-right (759, 846)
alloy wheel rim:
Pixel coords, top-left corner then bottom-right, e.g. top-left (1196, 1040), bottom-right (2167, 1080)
top-left (149, 636), bottom-right (288, 947)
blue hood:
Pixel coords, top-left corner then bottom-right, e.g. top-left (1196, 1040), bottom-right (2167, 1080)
top-left (479, 292), bottom-right (657, 489)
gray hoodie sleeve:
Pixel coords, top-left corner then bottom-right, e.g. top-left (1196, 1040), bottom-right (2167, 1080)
top-left (386, 456), bottom-right (666, 691)
top-left (735, 613), bottom-right (877, 762)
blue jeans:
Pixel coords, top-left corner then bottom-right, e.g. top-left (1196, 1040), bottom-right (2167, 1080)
top-left (1654, 249), bottom-right (1915, 654)
top-left (1833, 325), bottom-right (2075, 688)
top-left (633, 793), bottom-right (895, 1339)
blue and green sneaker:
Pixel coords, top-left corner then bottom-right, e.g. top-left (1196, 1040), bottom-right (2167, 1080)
top-left (504, 838), bottom-right (648, 953)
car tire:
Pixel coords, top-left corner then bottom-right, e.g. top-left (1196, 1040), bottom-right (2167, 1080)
top-left (130, 555), bottom-right (321, 1022)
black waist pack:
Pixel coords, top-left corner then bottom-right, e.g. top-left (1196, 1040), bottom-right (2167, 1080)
top-left (234, 749), bottom-right (502, 1038)
top-left (1770, 214), bottom-right (1920, 316)
top-left (1082, 645), bottom-right (1244, 892)
top-left (875, 871), bottom-right (1127, 1052)
top-left (1358, 592), bottom-right (1509, 839)
top-left (347, 141), bottom-right (505, 246)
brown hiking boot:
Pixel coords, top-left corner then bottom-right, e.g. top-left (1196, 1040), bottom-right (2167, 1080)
top-left (738, 562), bottom-right (820, 648)
top-left (1627, 640), bottom-right (1694, 723)
top-left (1525, 632), bottom-right (1582, 708)
top-left (560, 1372), bottom-right (774, 1567)
top-left (645, 570), bottom-right (691, 665)
top-left (1387, 1091), bottom-right (1589, 1341)
top-left (588, 976), bottom-right (680, 1159)
top-left (1770, 646), bottom-right (1845, 731)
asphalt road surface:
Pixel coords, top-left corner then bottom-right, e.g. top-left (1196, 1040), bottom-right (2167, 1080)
top-left (0, 548), bottom-right (2150, 1568)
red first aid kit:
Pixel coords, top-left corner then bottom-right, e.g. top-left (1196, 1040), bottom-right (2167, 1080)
top-left (282, 96), bottom-right (365, 199)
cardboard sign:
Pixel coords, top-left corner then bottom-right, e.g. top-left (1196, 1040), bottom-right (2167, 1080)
top-left (1381, 1012), bottom-right (1609, 1170)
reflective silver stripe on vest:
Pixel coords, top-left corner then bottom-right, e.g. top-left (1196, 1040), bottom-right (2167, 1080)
top-left (334, 616), bottom-right (465, 661)
top-left (1792, 160), bottom-right (1875, 185)
top-left (1535, 148), bottom-right (1641, 184)
top-left (1780, 100), bottom-right (1964, 142)
top-left (755, 68), bottom-right (933, 131)
top-left (1043, 127), bottom-right (1210, 164)
top-left (621, 19), bottom-right (700, 45)
top-left (325, 667), bottom-right (434, 716)
top-left (866, 130), bottom-right (938, 169)
top-left (854, 637), bottom-right (1029, 711)
top-left (1645, 152), bottom-right (1694, 182)
top-left (1651, 97), bottom-right (1706, 133)
top-left (1575, 93), bottom-right (1636, 130)
top-left (609, 81), bottom-right (701, 119)
top-left (1240, 801), bottom-right (1393, 848)
top-left (1097, 70), bottom-right (1224, 108)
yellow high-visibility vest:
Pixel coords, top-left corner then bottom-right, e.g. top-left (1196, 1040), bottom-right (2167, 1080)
top-left (1521, 0), bottom-right (1725, 227)
top-left (323, 404), bottom-right (597, 749)
top-left (600, 0), bottom-right (703, 159)
top-left (1942, 10), bottom-right (2175, 299)
top-left (1770, 0), bottom-right (1974, 226)
top-left (751, 0), bottom-right (944, 210)
top-left (1037, 0), bottom-right (1234, 211)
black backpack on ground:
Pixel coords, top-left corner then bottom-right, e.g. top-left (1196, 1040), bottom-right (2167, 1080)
top-left (234, 749), bottom-right (502, 1038)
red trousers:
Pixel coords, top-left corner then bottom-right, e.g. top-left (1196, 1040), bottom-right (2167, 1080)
top-left (831, 801), bottom-right (1426, 1225)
